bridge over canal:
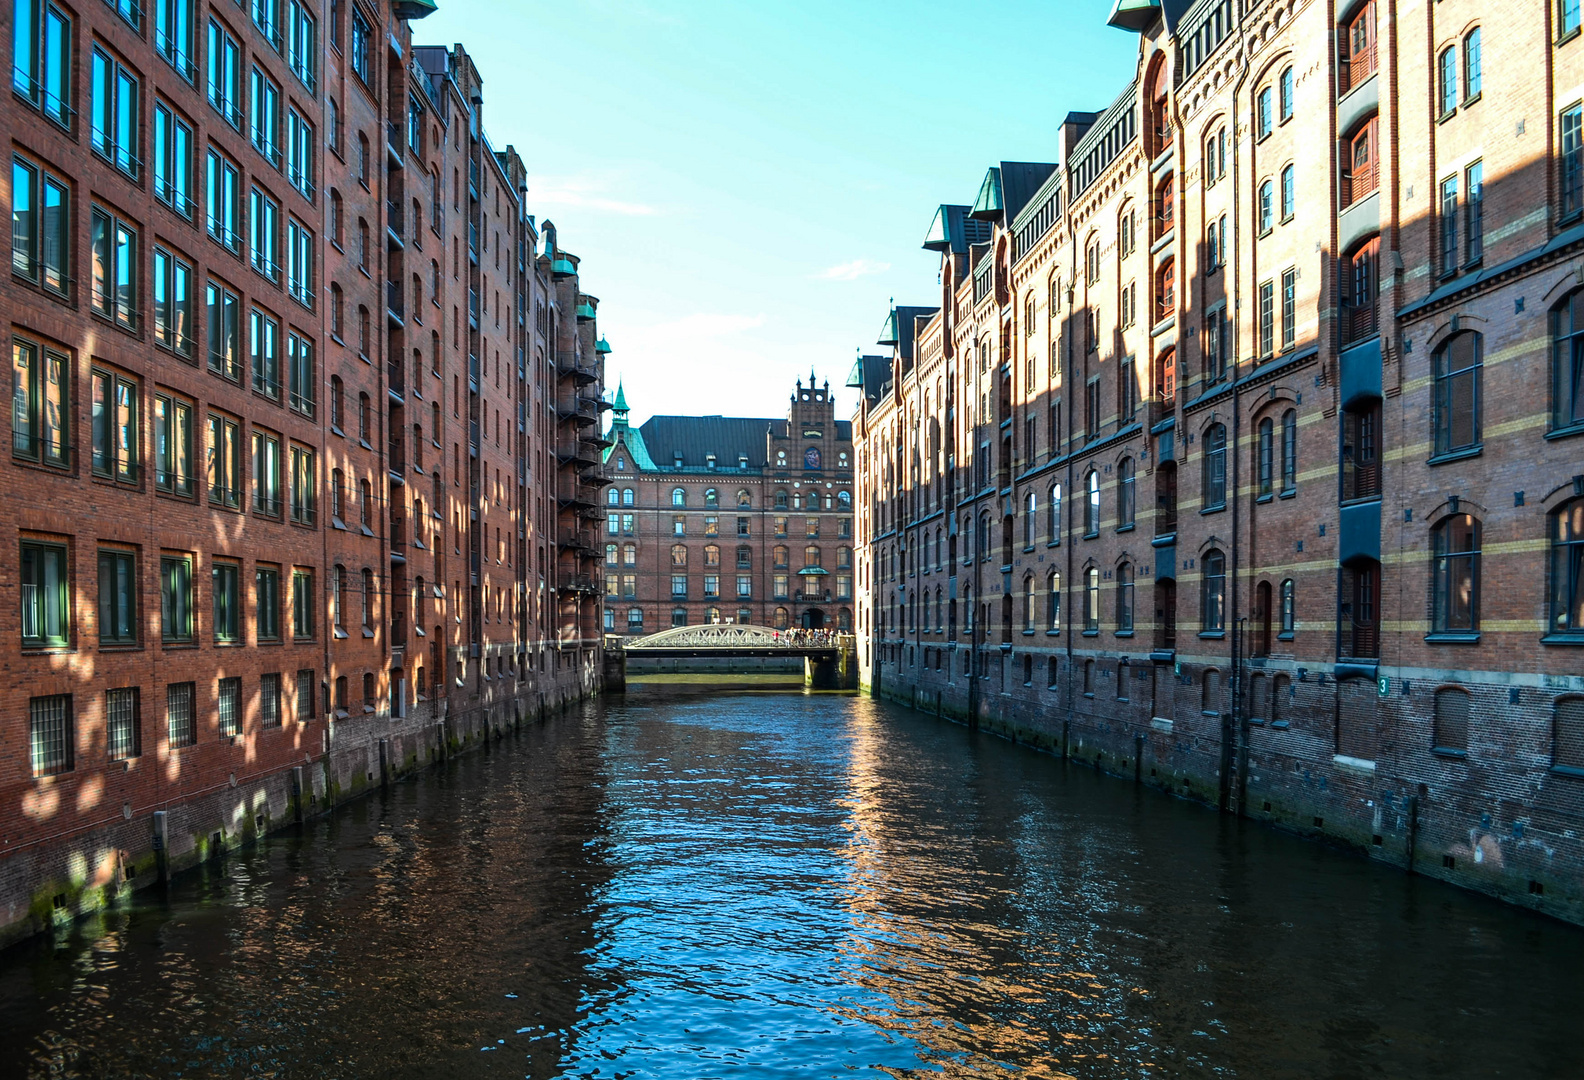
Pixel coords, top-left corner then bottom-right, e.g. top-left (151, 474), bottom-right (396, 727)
top-left (604, 625), bottom-right (859, 690)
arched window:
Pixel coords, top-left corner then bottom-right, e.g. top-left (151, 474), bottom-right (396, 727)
top-left (703, 544), bottom-right (720, 567)
top-left (1254, 580), bottom-right (1272, 656)
top-left (1202, 550), bottom-right (1226, 632)
top-left (1116, 563), bottom-right (1134, 632)
top-left (1342, 559), bottom-right (1382, 658)
top-left (1343, 236), bottom-right (1379, 345)
top-left (1023, 574), bottom-right (1036, 631)
top-left (1047, 570), bottom-right (1061, 631)
top-left (628, 608), bottom-right (644, 633)
top-left (1118, 458), bottom-right (1135, 529)
top-left (978, 512), bottom-right (992, 560)
top-left (1431, 514), bottom-right (1480, 634)
top-left (1024, 490), bottom-right (1037, 546)
top-left (1550, 499), bottom-right (1584, 638)
top-left (706, 606), bottom-right (721, 624)
top-left (804, 545), bottom-right (821, 567)
top-left (1156, 257), bottom-right (1175, 322)
top-left (1147, 52), bottom-right (1171, 156)
top-left (1342, 1), bottom-right (1377, 93)
top-left (1342, 397), bottom-right (1382, 500)
top-left (1249, 673), bottom-right (1269, 721)
top-left (1433, 332), bottom-right (1482, 455)
top-left (1155, 346), bottom-right (1177, 403)
top-left (838, 490), bottom-right (851, 507)
top-left (1343, 116), bottom-right (1379, 207)
top-left (1203, 668), bottom-right (1221, 714)
top-left (773, 544), bottom-right (788, 568)
top-left (671, 606), bottom-right (688, 627)
top-left (1438, 46), bottom-right (1458, 117)
top-left (1281, 164), bottom-right (1295, 220)
top-left (1281, 409), bottom-right (1298, 492)
top-left (1205, 124), bottom-right (1227, 186)
top-left (705, 488), bottom-right (719, 507)
top-left (1202, 423), bottom-right (1227, 510)
top-left (1280, 65), bottom-right (1294, 121)
top-left (622, 488), bottom-right (634, 506)
top-left (607, 488), bottom-right (619, 506)
top-left (605, 542), bottom-right (618, 563)
top-left (736, 489), bottom-right (751, 507)
top-left (1551, 289), bottom-right (1584, 432)
top-left (623, 543), bottom-right (637, 566)
top-left (671, 544), bottom-right (687, 567)
top-left (1555, 697), bottom-right (1584, 771)
top-left (1085, 471), bottom-right (1100, 536)
top-left (1257, 417), bottom-right (1275, 496)
top-left (671, 487), bottom-right (686, 507)
top-left (1433, 687), bottom-right (1471, 754)
top-left (1155, 174), bottom-right (1174, 240)
top-left (1084, 566), bottom-right (1100, 632)
top-left (1258, 180), bottom-right (1274, 233)
top-left (1280, 578), bottom-right (1296, 635)
top-left (1464, 28), bottom-right (1481, 99)
top-left (1048, 483), bottom-right (1062, 544)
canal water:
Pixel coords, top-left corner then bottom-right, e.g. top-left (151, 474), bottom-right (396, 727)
top-left (1, 680), bottom-right (1580, 1079)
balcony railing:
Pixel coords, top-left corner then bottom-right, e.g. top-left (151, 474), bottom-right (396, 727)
top-left (1340, 303), bottom-right (1377, 346)
top-left (386, 280), bottom-right (405, 322)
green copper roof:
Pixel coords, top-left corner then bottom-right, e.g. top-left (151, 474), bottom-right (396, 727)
top-left (596, 336), bottom-right (612, 355)
top-left (393, 0), bottom-right (438, 19)
top-left (1107, 0), bottom-right (1161, 32)
top-left (877, 307), bottom-right (899, 347)
top-left (551, 256), bottom-right (576, 278)
top-left (576, 302), bottom-right (596, 321)
top-left (613, 382), bottom-right (629, 414)
top-left (845, 355), bottom-right (866, 388)
top-left (922, 205), bottom-right (952, 252)
top-left (969, 167), bottom-right (1003, 222)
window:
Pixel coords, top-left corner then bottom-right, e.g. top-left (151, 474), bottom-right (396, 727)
top-left (257, 565), bottom-right (281, 641)
top-left (12, 0), bottom-right (72, 126)
top-left (288, 333), bottom-right (315, 416)
top-left (1048, 483), bottom-right (1062, 544)
top-left (1439, 174), bottom-right (1459, 276)
top-left (1085, 471), bottom-right (1100, 536)
top-left (1342, 238), bottom-right (1380, 345)
top-left (1084, 566), bottom-right (1100, 632)
top-left (218, 676), bottom-right (241, 737)
top-left (671, 574), bottom-right (688, 598)
top-left (287, 0), bottom-right (317, 90)
top-left (90, 368), bottom-right (139, 482)
top-left (161, 681), bottom-right (195, 747)
top-left (1206, 215), bottom-right (1225, 272)
top-left (10, 157), bottom-right (70, 295)
top-left (12, 339), bottom-right (70, 466)
top-left (1156, 258), bottom-right (1175, 322)
top-left (1550, 499), bottom-right (1584, 637)
top-left (1280, 579), bottom-right (1295, 636)
top-left (1438, 46), bottom-right (1458, 117)
top-left (1433, 332), bottom-right (1482, 456)
top-left (773, 574), bottom-right (789, 599)
top-left (671, 487), bottom-right (685, 507)
top-left (1560, 106), bottom-right (1581, 219)
top-left (1202, 550), bottom-right (1226, 632)
top-left (90, 209), bottom-right (138, 329)
top-left (1257, 180), bottom-right (1274, 234)
top-left (1281, 409), bottom-right (1298, 493)
top-left (704, 575), bottom-right (720, 598)
top-left (250, 188), bottom-right (279, 280)
top-left (250, 67), bottom-right (280, 165)
top-left (250, 309), bottom-right (280, 397)
top-left (286, 109), bottom-right (314, 199)
top-left (349, 6), bottom-right (370, 83)
top-left (1119, 211), bottom-right (1134, 258)
top-left (252, 430), bottom-right (281, 515)
top-left (91, 48), bottom-right (140, 178)
top-left (206, 19), bottom-right (241, 126)
top-left (672, 607), bottom-right (688, 627)
top-left (1553, 290), bottom-right (1584, 432)
top-left (1566, 0), bottom-right (1583, 39)
top-left (1024, 491), bottom-right (1037, 547)
top-left (1118, 458), bottom-right (1135, 529)
top-left (1258, 418), bottom-right (1275, 497)
top-left (1342, 560), bottom-right (1382, 658)
top-left (259, 672), bottom-right (281, 728)
top-left (206, 150), bottom-right (241, 250)
top-left (1344, 117), bottom-right (1379, 206)
top-left (154, 394), bottom-right (195, 496)
top-left (1431, 514), bottom-right (1480, 635)
top-left (213, 562), bottom-right (240, 642)
top-left (287, 219), bottom-right (314, 304)
top-left (1046, 570), bottom-right (1061, 631)
top-left (29, 694), bottom-right (72, 775)
top-left (331, 565), bottom-right (345, 629)
top-left (1203, 308), bottom-right (1228, 382)
top-left (1117, 563), bottom-right (1134, 632)
top-left (161, 555), bottom-right (193, 642)
top-left (21, 540), bottom-right (69, 647)
top-left (1279, 65), bottom-right (1294, 121)
top-left (1258, 280), bottom-right (1275, 356)
top-left (1278, 166), bottom-right (1295, 223)
top-left (1257, 86), bottom-right (1272, 139)
top-left (207, 413), bottom-right (242, 508)
top-left (292, 568), bottom-right (314, 638)
top-left (205, 281), bottom-right (240, 380)
top-left (1342, 399), bottom-right (1382, 500)
top-left (1204, 125), bottom-right (1226, 186)
top-left (104, 686), bottom-right (141, 760)
top-left (360, 568), bottom-right (373, 629)
top-left (1464, 161), bottom-right (1484, 265)
top-left (152, 248), bottom-right (195, 357)
top-left (1203, 423), bottom-right (1227, 510)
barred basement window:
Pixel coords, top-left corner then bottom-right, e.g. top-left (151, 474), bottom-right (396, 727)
top-left (296, 669), bottom-right (315, 719)
top-left (29, 693), bottom-right (72, 775)
top-left (218, 676), bottom-right (241, 736)
top-left (106, 687), bottom-right (140, 760)
top-left (260, 673), bottom-right (281, 727)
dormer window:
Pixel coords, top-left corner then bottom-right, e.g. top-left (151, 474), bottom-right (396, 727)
top-left (673, 453), bottom-right (683, 468)
top-left (706, 453), bottom-right (717, 470)
top-left (616, 456), bottom-right (626, 470)
top-left (738, 454), bottom-right (748, 469)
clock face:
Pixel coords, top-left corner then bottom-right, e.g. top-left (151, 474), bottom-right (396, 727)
top-left (804, 447), bottom-right (821, 470)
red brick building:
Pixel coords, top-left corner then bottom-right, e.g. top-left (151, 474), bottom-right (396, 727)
top-left (602, 374), bottom-right (856, 634)
top-left (1, 0), bottom-right (607, 946)
top-left (853, 0), bottom-right (1584, 923)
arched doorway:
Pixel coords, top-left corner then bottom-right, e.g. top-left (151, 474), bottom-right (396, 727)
top-left (801, 608), bottom-right (826, 629)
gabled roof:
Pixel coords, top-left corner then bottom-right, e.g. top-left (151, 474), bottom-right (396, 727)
top-left (878, 305), bottom-right (937, 365)
top-left (639, 416), bottom-right (776, 472)
top-left (922, 205), bottom-right (993, 253)
top-left (848, 354), bottom-right (894, 405)
top-left (604, 424), bottom-right (657, 471)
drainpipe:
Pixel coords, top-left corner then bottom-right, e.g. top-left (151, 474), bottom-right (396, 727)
top-left (1228, 29), bottom-right (1253, 817)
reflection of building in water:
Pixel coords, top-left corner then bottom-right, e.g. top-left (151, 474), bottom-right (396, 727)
top-left (831, 702), bottom-right (1145, 1073)
top-left (852, 0), bottom-right (1584, 925)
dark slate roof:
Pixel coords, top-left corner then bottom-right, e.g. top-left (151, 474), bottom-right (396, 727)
top-left (639, 415), bottom-right (776, 471)
top-left (999, 162), bottom-right (1059, 220)
top-left (848, 354), bottom-right (893, 404)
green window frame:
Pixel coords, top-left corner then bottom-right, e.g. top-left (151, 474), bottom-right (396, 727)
top-left (21, 540), bottom-right (69, 647)
top-left (256, 565), bottom-right (280, 640)
top-left (212, 561), bottom-right (240, 642)
top-left (97, 548), bottom-right (137, 644)
top-left (161, 554), bottom-right (193, 642)
top-left (292, 568), bottom-right (314, 638)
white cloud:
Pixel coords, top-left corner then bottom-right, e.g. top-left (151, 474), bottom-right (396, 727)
top-left (527, 173), bottom-right (659, 217)
top-left (812, 258), bottom-right (891, 281)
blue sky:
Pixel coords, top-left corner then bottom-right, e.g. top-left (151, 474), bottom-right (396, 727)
top-left (421, 0), bottom-right (1139, 426)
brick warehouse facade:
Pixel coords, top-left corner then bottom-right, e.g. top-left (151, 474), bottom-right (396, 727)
top-left (0, 0), bottom-right (609, 946)
top-left (601, 375), bottom-right (856, 636)
top-left (852, 0), bottom-right (1584, 923)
